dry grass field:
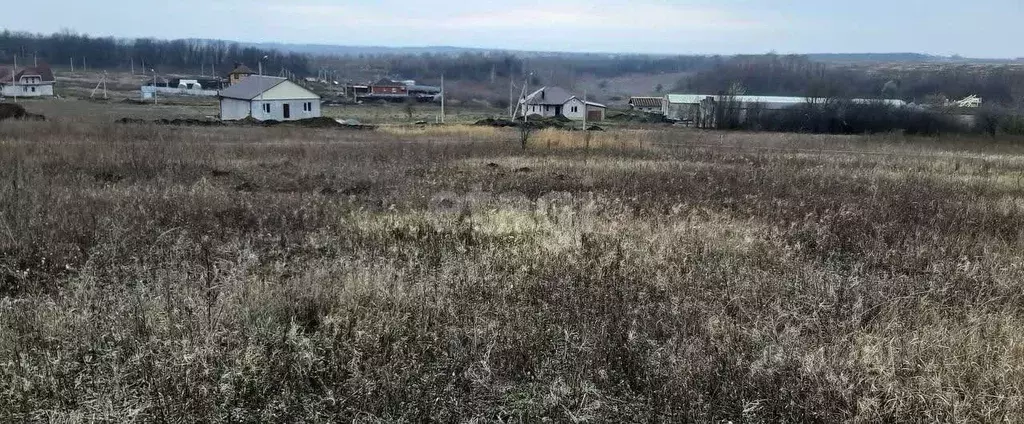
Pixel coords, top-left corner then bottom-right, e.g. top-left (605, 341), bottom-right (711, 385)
top-left (2, 114), bottom-right (1024, 421)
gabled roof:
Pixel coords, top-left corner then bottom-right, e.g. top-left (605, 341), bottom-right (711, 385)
top-left (16, 64), bottom-right (56, 83)
top-left (522, 86), bottom-right (573, 106)
top-left (629, 97), bottom-right (662, 108)
top-left (218, 75), bottom-right (289, 100)
top-left (566, 96), bottom-right (606, 108)
top-left (229, 64), bottom-right (255, 75)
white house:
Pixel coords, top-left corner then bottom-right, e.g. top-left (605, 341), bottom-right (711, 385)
top-left (218, 75), bottom-right (321, 121)
top-left (562, 96), bottom-right (607, 121)
top-left (0, 64), bottom-right (56, 97)
top-left (519, 86), bottom-right (606, 121)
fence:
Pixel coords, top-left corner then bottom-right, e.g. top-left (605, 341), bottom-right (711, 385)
top-left (140, 85), bottom-right (218, 98)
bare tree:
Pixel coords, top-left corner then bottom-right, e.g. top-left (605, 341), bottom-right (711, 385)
top-left (404, 97), bottom-right (415, 121)
top-left (518, 123), bottom-right (533, 150)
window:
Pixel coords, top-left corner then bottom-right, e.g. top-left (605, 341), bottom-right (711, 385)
top-left (262, 103), bottom-right (271, 113)
top-left (31, 87), bottom-right (35, 93)
top-left (303, 102), bottom-right (313, 112)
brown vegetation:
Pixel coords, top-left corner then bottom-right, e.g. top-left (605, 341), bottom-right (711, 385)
top-left (2, 121), bottom-right (1024, 421)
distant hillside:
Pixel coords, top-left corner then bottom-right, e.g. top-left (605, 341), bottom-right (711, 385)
top-left (808, 53), bottom-right (1021, 64)
top-left (244, 43), bottom-right (494, 56)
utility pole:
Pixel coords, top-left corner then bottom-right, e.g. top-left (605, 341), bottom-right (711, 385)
top-left (524, 73), bottom-right (531, 124)
top-left (70, 57), bottom-right (74, 72)
top-left (509, 76), bottom-right (514, 118)
top-left (152, 69), bottom-right (158, 105)
top-left (440, 74), bottom-right (445, 124)
top-left (33, 54), bottom-right (37, 67)
top-left (12, 55), bottom-right (18, 102)
top-left (583, 89), bottom-right (587, 132)
top-left (131, 58), bottom-right (134, 75)
top-left (257, 56), bottom-right (268, 119)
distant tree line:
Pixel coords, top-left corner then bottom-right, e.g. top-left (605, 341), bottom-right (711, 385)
top-left (314, 52), bottom-right (726, 85)
top-left (0, 30), bottom-right (311, 76)
top-left (678, 54), bottom-right (1024, 107)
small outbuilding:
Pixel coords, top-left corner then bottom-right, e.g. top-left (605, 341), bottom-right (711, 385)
top-left (628, 97), bottom-right (663, 113)
top-left (227, 63), bottom-right (256, 85)
top-left (218, 75), bottom-right (321, 121)
top-left (562, 96), bottom-right (607, 121)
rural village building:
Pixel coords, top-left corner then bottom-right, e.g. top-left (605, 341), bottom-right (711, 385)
top-left (342, 79), bottom-right (441, 102)
top-left (628, 97), bottom-right (663, 113)
top-left (0, 63), bottom-right (56, 97)
top-left (218, 75), bottom-right (321, 121)
top-left (370, 78), bottom-right (409, 97)
top-left (227, 63), bottom-right (256, 85)
top-left (520, 87), bottom-right (606, 121)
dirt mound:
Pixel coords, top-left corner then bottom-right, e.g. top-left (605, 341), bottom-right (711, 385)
top-left (0, 103), bottom-right (46, 121)
top-left (607, 110), bottom-right (672, 124)
top-left (159, 118), bottom-right (224, 126)
top-left (294, 117), bottom-right (350, 128)
top-left (259, 117), bottom-right (377, 130)
top-left (115, 116), bottom-right (376, 130)
top-left (116, 117), bottom-right (223, 126)
top-left (474, 116), bottom-right (569, 130)
top-left (116, 117), bottom-right (148, 124)
top-left (474, 118), bottom-right (518, 128)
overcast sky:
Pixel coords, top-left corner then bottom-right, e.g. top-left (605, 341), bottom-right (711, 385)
top-left (3, 0), bottom-right (1021, 57)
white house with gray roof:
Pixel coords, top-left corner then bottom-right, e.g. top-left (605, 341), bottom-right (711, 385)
top-left (218, 75), bottom-right (321, 121)
top-left (519, 86), bottom-right (606, 121)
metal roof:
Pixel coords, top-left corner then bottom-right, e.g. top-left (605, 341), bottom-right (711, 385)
top-left (522, 86), bottom-right (573, 106)
top-left (16, 64), bottom-right (55, 82)
top-left (0, 63), bottom-right (56, 83)
top-left (566, 96), bottom-right (606, 108)
top-left (629, 97), bottom-right (663, 108)
top-left (218, 75), bottom-right (289, 100)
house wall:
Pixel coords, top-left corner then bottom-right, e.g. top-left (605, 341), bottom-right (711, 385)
top-left (1, 83), bottom-right (54, 97)
top-left (220, 98), bottom-right (252, 120)
top-left (523, 103), bottom-right (558, 117)
top-left (220, 98), bottom-right (322, 121)
top-left (229, 73), bottom-right (251, 85)
top-left (562, 98), bottom-right (585, 120)
top-left (632, 105), bottom-right (661, 113)
top-left (560, 98), bottom-right (604, 121)
top-left (371, 85), bottom-right (407, 95)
